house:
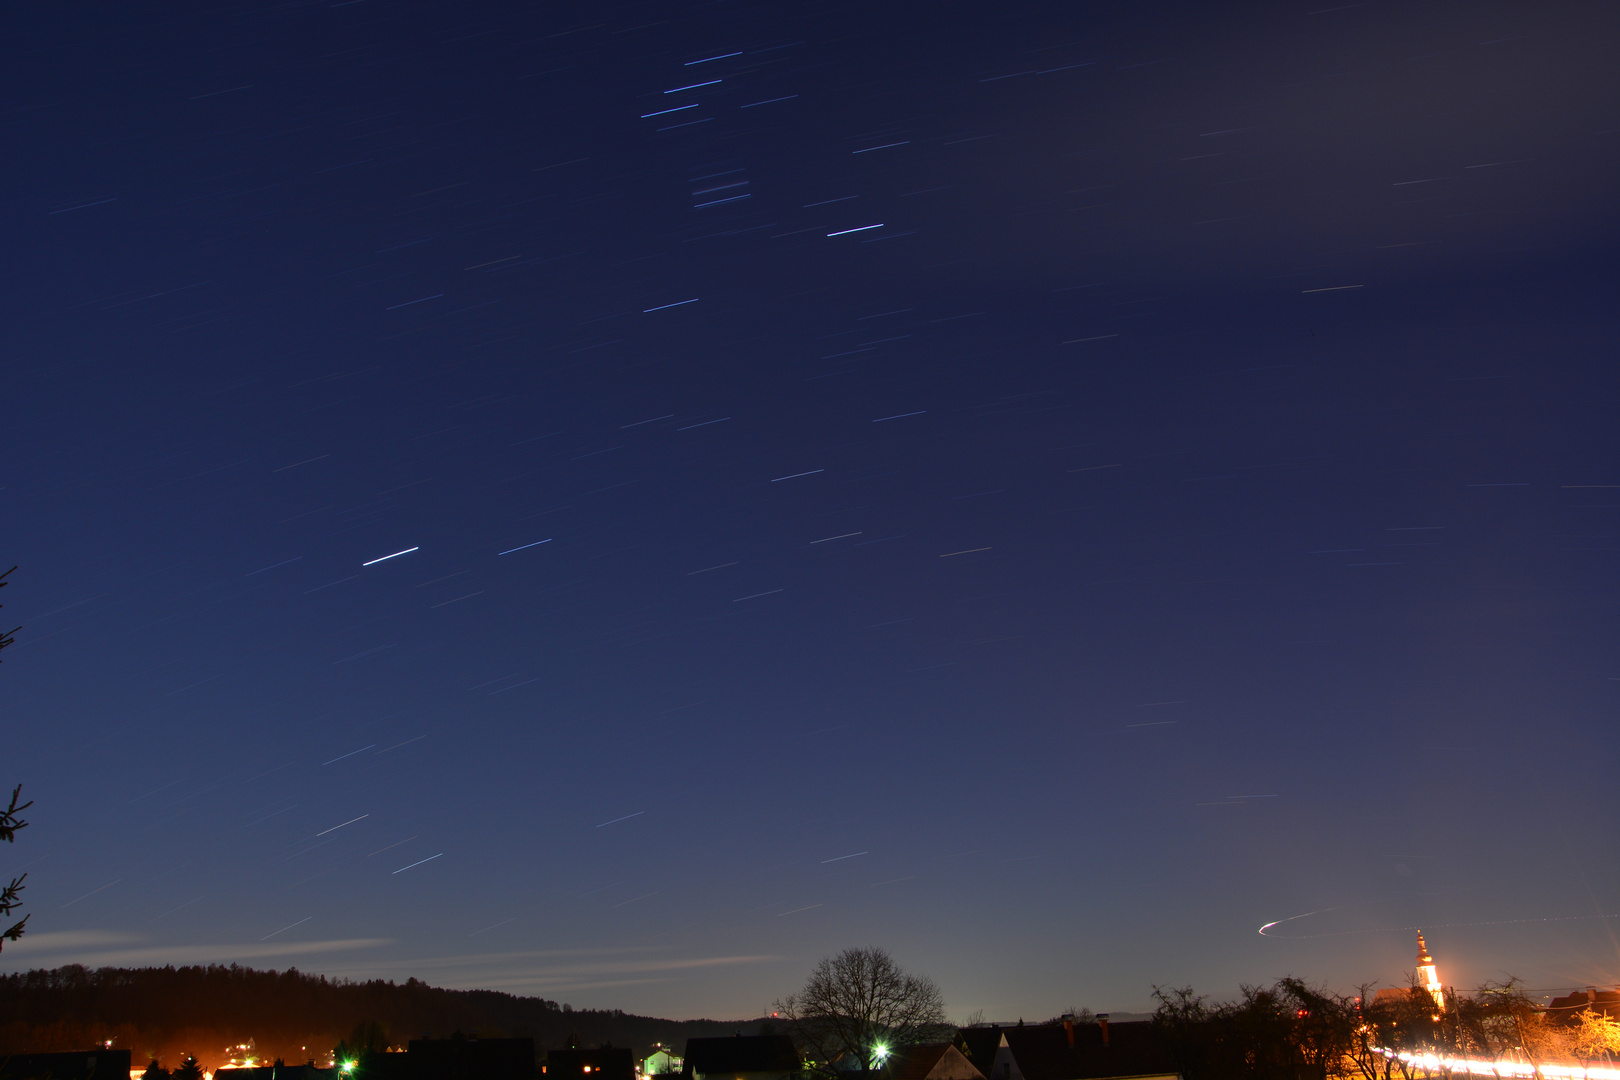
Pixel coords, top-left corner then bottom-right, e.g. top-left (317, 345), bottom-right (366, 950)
top-left (360, 1054), bottom-right (417, 1080)
top-left (405, 1037), bottom-right (536, 1080)
top-left (1546, 988), bottom-right (1620, 1025)
top-left (0, 1050), bottom-right (131, 1080)
top-left (957, 1019), bottom-right (1177, 1080)
top-left (547, 1048), bottom-right (634, 1080)
top-left (885, 1044), bottom-right (984, 1080)
top-left (643, 1048), bottom-right (684, 1077)
top-left (216, 1065), bottom-right (333, 1080)
top-left (681, 1036), bottom-right (800, 1080)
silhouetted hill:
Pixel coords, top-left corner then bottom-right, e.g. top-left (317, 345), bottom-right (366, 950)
top-left (0, 965), bottom-right (761, 1070)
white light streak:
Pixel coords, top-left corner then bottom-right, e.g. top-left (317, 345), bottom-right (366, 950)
top-left (596, 811), bottom-right (645, 828)
top-left (732, 589), bottom-right (784, 602)
top-left (392, 854), bottom-right (442, 874)
top-left (246, 557), bottom-right (303, 576)
top-left (63, 880), bottom-right (121, 907)
top-left (498, 539), bottom-right (552, 555)
top-left (321, 745), bottom-right (376, 766)
top-left (385, 294), bottom-right (443, 310)
top-left (260, 916), bottom-right (312, 941)
top-left (362, 547), bottom-right (418, 566)
top-left (316, 815), bottom-right (369, 837)
top-left (1375, 1048), bottom-right (1620, 1080)
top-left (50, 197), bottom-right (119, 215)
top-left (821, 851), bottom-right (868, 863)
top-left (827, 224), bottom-right (884, 236)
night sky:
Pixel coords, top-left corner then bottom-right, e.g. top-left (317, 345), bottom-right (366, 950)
top-left (4, 0), bottom-right (1619, 1021)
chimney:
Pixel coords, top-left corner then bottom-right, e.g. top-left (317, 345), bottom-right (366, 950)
top-left (1096, 1015), bottom-right (1109, 1049)
top-left (1063, 1020), bottom-right (1073, 1048)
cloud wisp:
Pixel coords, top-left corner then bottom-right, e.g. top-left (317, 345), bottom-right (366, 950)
top-left (0, 933), bottom-right (393, 969)
top-left (321, 952), bottom-right (780, 994)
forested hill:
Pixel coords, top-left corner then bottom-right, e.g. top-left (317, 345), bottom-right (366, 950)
top-left (0, 965), bottom-right (759, 1068)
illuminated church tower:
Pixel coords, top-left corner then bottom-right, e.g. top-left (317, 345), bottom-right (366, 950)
top-left (1416, 932), bottom-right (1444, 1009)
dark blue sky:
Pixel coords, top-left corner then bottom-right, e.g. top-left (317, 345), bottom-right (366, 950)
top-left (3, 0), bottom-right (1618, 1019)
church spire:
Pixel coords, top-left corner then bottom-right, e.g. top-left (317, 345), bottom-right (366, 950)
top-left (1415, 932), bottom-right (1443, 1010)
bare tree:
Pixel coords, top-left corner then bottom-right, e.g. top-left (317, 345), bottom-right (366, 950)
top-left (1568, 1009), bottom-right (1620, 1066)
top-left (0, 567), bottom-right (17, 663)
top-left (1152, 985), bottom-right (1214, 1080)
top-left (0, 568), bottom-right (27, 951)
top-left (0, 785), bottom-right (29, 949)
top-left (1464, 977), bottom-right (1565, 1067)
top-left (1046, 1006), bottom-right (1094, 1026)
top-left (774, 947), bottom-right (949, 1076)
top-left (1359, 982), bottom-right (1444, 1079)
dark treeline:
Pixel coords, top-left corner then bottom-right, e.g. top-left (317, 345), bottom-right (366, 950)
top-left (1153, 978), bottom-right (1373, 1080)
top-left (1151, 976), bottom-right (1611, 1080)
top-left (0, 965), bottom-right (756, 1069)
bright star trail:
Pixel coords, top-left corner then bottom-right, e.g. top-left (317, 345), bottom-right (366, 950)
top-left (361, 547), bottom-right (419, 567)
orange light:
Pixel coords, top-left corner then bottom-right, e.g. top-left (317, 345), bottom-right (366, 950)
top-left (1377, 1048), bottom-right (1620, 1079)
